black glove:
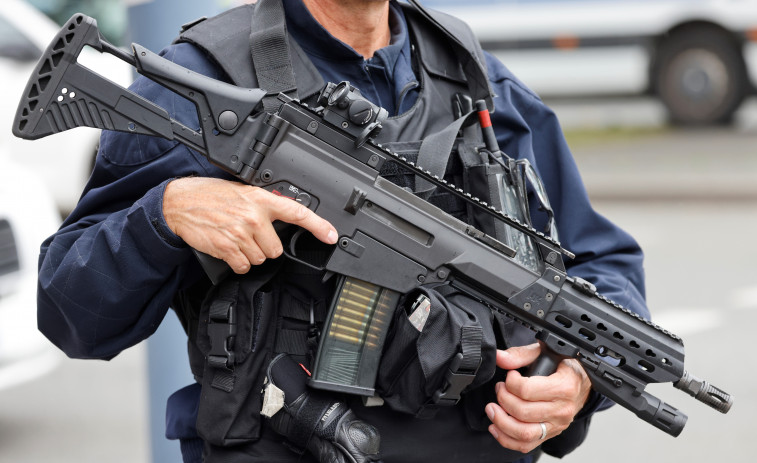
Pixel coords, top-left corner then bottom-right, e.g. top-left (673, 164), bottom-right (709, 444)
top-left (265, 354), bottom-right (383, 463)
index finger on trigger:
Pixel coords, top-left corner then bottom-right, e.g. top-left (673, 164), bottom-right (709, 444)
top-left (272, 195), bottom-right (338, 244)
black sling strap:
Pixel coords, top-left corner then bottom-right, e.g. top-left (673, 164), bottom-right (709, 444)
top-left (413, 110), bottom-right (478, 199)
top-left (250, 0), bottom-right (298, 111)
top-left (244, 0), bottom-right (494, 112)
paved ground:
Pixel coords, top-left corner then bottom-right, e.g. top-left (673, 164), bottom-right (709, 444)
top-left (0, 345), bottom-right (149, 462)
top-left (554, 96), bottom-right (757, 201)
top-left (1, 96), bottom-right (754, 462)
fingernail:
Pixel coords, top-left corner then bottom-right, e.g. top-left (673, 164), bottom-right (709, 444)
top-left (327, 230), bottom-right (338, 243)
top-left (495, 381), bottom-right (504, 394)
top-left (489, 425), bottom-right (499, 439)
top-left (486, 404), bottom-right (495, 421)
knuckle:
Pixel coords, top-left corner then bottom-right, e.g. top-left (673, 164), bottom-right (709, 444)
top-left (553, 419), bottom-right (570, 434)
top-left (510, 381), bottom-right (529, 399)
top-left (553, 383), bottom-right (572, 399)
top-left (245, 186), bottom-right (275, 209)
top-left (231, 261), bottom-right (251, 274)
top-left (552, 411), bottom-right (571, 425)
top-left (558, 406), bottom-right (577, 423)
top-left (220, 221), bottom-right (243, 238)
top-left (561, 381), bottom-right (582, 400)
top-left (242, 214), bottom-right (264, 230)
top-left (516, 426), bottom-right (535, 443)
top-left (223, 253), bottom-right (249, 274)
top-left (216, 240), bottom-right (237, 256)
top-left (258, 243), bottom-right (278, 259)
top-left (290, 202), bottom-right (310, 222)
top-left (245, 185), bottom-right (267, 199)
top-left (247, 247), bottom-right (266, 263)
top-left (516, 442), bottom-right (535, 454)
top-left (267, 245), bottom-right (284, 259)
top-left (503, 402), bottom-right (524, 421)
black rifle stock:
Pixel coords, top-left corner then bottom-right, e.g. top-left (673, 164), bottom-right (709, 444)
top-left (14, 14), bottom-right (732, 437)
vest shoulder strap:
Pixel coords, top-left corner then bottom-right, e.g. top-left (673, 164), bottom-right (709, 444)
top-left (176, 4), bottom-right (257, 88)
top-left (176, 0), bottom-right (493, 107)
top-left (177, 0), bottom-right (324, 104)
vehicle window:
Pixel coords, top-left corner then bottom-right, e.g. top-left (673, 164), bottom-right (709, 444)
top-left (0, 16), bottom-right (42, 61)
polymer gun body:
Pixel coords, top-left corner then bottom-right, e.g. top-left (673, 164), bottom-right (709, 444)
top-left (13, 14), bottom-right (732, 438)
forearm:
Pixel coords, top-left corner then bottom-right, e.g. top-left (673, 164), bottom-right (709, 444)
top-left (37, 179), bottom-right (196, 359)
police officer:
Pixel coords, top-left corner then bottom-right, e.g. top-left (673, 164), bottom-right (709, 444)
top-left (37, 0), bottom-right (649, 462)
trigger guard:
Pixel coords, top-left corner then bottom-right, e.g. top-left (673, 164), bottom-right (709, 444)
top-left (282, 228), bottom-right (330, 271)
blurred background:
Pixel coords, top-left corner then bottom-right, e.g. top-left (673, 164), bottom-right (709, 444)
top-left (0, 0), bottom-right (754, 461)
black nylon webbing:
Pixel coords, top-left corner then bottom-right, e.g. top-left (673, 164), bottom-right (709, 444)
top-left (459, 325), bottom-right (483, 372)
top-left (207, 280), bottom-right (240, 391)
top-left (211, 370), bottom-right (236, 392)
top-left (208, 280), bottom-right (238, 321)
top-left (288, 396), bottom-right (343, 448)
top-left (414, 110), bottom-right (476, 199)
top-left (250, 0), bottom-right (297, 111)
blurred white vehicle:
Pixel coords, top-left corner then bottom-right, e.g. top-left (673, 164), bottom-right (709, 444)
top-left (0, 153), bottom-right (61, 391)
top-left (1, 0), bottom-right (132, 214)
top-left (426, 0), bottom-right (757, 125)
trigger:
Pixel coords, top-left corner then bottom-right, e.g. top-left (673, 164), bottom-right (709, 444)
top-left (282, 228), bottom-right (333, 271)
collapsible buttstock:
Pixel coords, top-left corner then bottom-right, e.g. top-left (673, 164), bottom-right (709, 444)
top-left (12, 14), bottom-right (175, 142)
top-left (14, 14), bottom-right (101, 138)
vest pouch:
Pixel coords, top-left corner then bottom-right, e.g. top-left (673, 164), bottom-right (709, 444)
top-left (460, 312), bottom-right (531, 432)
top-left (375, 283), bottom-right (496, 418)
top-left (273, 285), bottom-right (330, 365)
top-left (195, 266), bottom-right (281, 449)
top-left (464, 161), bottom-right (544, 274)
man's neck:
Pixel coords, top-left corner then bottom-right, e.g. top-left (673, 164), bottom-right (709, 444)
top-left (302, 0), bottom-right (391, 58)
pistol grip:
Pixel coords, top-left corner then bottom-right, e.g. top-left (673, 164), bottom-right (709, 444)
top-left (526, 340), bottom-right (564, 377)
top-left (193, 250), bottom-right (231, 285)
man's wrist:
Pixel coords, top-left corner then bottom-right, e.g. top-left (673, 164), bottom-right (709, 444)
top-left (146, 178), bottom-right (187, 248)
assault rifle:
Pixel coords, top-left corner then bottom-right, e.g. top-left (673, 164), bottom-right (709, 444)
top-left (13, 14), bottom-right (732, 437)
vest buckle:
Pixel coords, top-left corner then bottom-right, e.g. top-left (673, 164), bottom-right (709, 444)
top-left (208, 298), bottom-right (237, 370)
top-left (432, 352), bottom-right (478, 406)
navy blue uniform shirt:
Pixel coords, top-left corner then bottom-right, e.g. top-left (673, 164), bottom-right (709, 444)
top-left (37, 0), bottom-right (648, 461)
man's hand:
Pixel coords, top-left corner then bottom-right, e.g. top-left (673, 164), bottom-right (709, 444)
top-left (163, 177), bottom-right (338, 274)
top-left (485, 343), bottom-right (592, 454)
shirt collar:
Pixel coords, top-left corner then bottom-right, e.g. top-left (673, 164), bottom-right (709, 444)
top-left (284, 0), bottom-right (408, 72)
top-left (370, 2), bottom-right (407, 75)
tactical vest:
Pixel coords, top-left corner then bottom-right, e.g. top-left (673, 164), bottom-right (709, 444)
top-left (170, 1), bottom-right (536, 461)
